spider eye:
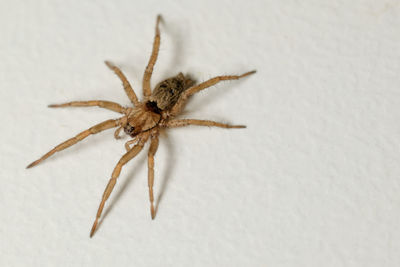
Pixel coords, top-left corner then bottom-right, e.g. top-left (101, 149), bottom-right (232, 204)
top-left (124, 124), bottom-right (135, 135)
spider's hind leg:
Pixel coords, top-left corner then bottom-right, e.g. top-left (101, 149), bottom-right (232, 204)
top-left (170, 71), bottom-right (256, 116)
top-left (105, 61), bottom-right (140, 106)
top-left (165, 119), bottom-right (246, 129)
top-left (142, 15), bottom-right (162, 97)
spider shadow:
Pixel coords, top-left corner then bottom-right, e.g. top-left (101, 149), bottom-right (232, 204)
top-left (154, 131), bottom-right (176, 218)
top-left (96, 146), bottom-right (147, 231)
top-left (159, 18), bottom-right (186, 79)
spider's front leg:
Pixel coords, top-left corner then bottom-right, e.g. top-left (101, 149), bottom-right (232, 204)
top-left (90, 133), bottom-right (149, 237)
top-left (147, 131), bottom-right (159, 219)
top-left (27, 118), bottom-right (122, 168)
top-left (49, 100), bottom-right (127, 114)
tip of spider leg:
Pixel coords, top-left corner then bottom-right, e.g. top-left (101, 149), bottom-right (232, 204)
top-left (26, 161), bottom-right (38, 169)
top-left (241, 70), bottom-right (257, 78)
top-left (90, 221), bottom-right (98, 238)
top-left (151, 206), bottom-right (156, 220)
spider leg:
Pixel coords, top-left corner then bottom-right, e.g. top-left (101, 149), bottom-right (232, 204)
top-left (105, 61), bottom-right (140, 106)
top-left (114, 126), bottom-right (123, 139)
top-left (170, 71), bottom-right (256, 116)
top-left (147, 131), bottom-right (159, 219)
top-left (142, 15), bottom-right (162, 97)
top-left (90, 134), bottom-right (149, 237)
top-left (49, 100), bottom-right (127, 114)
top-left (165, 119), bottom-right (246, 129)
top-left (124, 137), bottom-right (139, 152)
top-left (26, 118), bottom-right (122, 168)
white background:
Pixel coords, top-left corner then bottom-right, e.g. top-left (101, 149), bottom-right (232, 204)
top-left (1, 0), bottom-right (400, 266)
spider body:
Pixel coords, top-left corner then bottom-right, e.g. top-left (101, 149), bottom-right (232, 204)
top-left (27, 15), bottom-right (255, 237)
top-left (123, 73), bottom-right (194, 137)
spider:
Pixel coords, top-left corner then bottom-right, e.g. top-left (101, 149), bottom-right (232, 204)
top-left (27, 15), bottom-right (255, 237)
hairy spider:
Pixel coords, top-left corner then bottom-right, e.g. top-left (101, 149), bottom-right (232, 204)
top-left (27, 15), bottom-right (255, 237)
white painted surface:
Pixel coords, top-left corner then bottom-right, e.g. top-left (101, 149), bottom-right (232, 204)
top-left (1, 0), bottom-right (399, 266)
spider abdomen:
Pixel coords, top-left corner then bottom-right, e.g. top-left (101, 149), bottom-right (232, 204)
top-left (149, 73), bottom-right (194, 111)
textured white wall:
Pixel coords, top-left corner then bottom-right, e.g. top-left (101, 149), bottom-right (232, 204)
top-left (1, 0), bottom-right (400, 266)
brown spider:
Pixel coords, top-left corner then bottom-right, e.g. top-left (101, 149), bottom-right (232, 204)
top-left (27, 15), bottom-right (255, 237)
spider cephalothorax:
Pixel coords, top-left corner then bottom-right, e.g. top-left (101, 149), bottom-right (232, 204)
top-left (122, 106), bottom-right (161, 137)
top-left (27, 15), bottom-right (255, 237)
